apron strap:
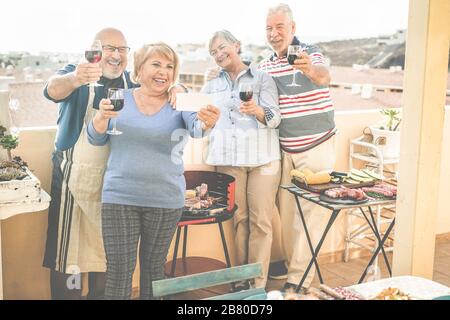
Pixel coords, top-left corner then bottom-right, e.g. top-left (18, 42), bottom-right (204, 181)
top-left (83, 85), bottom-right (97, 126)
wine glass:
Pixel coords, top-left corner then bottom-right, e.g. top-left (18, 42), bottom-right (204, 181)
top-left (85, 40), bottom-right (103, 87)
top-left (287, 45), bottom-right (305, 87)
top-left (8, 98), bottom-right (20, 111)
top-left (238, 82), bottom-right (254, 121)
top-left (106, 88), bottom-right (124, 135)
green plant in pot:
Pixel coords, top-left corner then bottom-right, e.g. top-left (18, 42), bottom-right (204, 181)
top-left (0, 133), bottom-right (19, 161)
top-left (379, 108), bottom-right (401, 131)
top-left (0, 126), bottom-right (25, 181)
top-left (370, 108), bottom-right (402, 159)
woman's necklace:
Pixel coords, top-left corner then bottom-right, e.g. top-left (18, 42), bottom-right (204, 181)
top-left (134, 89), bottom-right (167, 115)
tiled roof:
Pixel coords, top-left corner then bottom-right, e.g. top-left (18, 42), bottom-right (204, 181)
top-left (8, 81), bottom-right (58, 128)
top-left (330, 65), bottom-right (450, 90)
top-left (330, 87), bottom-right (403, 111)
top-left (179, 59), bottom-right (216, 75)
top-left (331, 66), bottom-right (404, 87)
top-left (0, 69), bottom-right (54, 82)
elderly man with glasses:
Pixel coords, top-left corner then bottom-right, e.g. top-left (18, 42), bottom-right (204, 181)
top-left (42, 27), bottom-right (134, 300)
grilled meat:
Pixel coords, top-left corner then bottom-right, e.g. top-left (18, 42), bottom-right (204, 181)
top-left (185, 183), bottom-right (223, 211)
top-left (324, 183), bottom-right (397, 202)
top-left (196, 183), bottom-right (209, 200)
top-left (324, 186), bottom-right (367, 201)
top-left (362, 183), bottom-right (397, 198)
top-left (184, 196), bottom-right (221, 210)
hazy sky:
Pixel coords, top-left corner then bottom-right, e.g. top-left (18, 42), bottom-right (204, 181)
top-left (0, 0), bottom-right (410, 54)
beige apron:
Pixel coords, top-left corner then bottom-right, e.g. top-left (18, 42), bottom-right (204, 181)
top-left (56, 77), bottom-right (128, 273)
top-left (66, 86), bottom-right (111, 220)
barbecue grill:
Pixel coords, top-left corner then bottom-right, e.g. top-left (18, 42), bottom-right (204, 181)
top-left (182, 170), bottom-right (236, 220)
top-left (165, 171), bottom-right (237, 277)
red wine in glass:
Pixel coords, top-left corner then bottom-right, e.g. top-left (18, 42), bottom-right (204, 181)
top-left (85, 39), bottom-right (103, 87)
top-left (107, 88), bottom-right (124, 135)
top-left (110, 98), bottom-right (124, 111)
top-left (287, 45), bottom-right (304, 87)
top-left (85, 50), bottom-right (102, 63)
top-left (238, 82), bottom-right (254, 121)
top-left (288, 54), bottom-right (297, 65)
top-left (239, 91), bottom-right (253, 102)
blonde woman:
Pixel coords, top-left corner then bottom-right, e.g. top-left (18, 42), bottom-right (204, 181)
top-left (87, 42), bottom-right (220, 299)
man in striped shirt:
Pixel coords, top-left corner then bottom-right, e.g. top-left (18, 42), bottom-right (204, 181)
top-left (260, 3), bottom-right (336, 292)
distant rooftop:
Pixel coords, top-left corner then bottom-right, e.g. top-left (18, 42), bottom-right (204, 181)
top-left (2, 65), bottom-right (450, 128)
top-left (7, 81), bottom-right (58, 128)
top-left (179, 59), bottom-right (216, 75)
top-left (331, 66), bottom-right (405, 88)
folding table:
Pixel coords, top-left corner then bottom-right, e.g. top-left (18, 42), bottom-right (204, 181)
top-left (281, 184), bottom-right (396, 292)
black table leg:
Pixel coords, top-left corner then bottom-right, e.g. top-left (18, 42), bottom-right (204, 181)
top-left (170, 226), bottom-right (182, 277)
top-left (218, 221), bottom-right (236, 291)
top-left (218, 222), bottom-right (232, 268)
top-left (367, 206), bottom-right (392, 276)
top-left (295, 194), bottom-right (340, 292)
top-left (182, 226), bottom-right (188, 259)
top-left (182, 226), bottom-right (189, 273)
top-left (358, 218), bottom-right (396, 283)
top-left (358, 207), bottom-right (392, 276)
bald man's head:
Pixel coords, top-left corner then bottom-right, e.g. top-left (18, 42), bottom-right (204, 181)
top-left (93, 28), bottom-right (129, 79)
top-left (94, 28), bottom-right (126, 44)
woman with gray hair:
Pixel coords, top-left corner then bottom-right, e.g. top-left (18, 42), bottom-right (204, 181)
top-left (202, 30), bottom-right (281, 289)
top-left (87, 42), bottom-right (220, 299)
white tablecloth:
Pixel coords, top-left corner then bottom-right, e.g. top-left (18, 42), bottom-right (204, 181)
top-left (347, 276), bottom-right (450, 300)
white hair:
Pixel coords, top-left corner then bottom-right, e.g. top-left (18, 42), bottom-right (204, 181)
top-left (208, 30), bottom-right (242, 54)
top-left (267, 3), bottom-right (294, 22)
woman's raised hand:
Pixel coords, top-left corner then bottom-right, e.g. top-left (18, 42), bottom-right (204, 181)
top-left (197, 105), bottom-right (220, 130)
top-left (97, 98), bottom-right (119, 121)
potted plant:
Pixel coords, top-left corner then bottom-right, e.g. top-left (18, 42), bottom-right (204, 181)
top-left (0, 125), bottom-right (36, 204)
top-left (0, 125), bottom-right (19, 161)
top-left (0, 125), bottom-right (26, 182)
top-left (370, 108), bottom-right (401, 159)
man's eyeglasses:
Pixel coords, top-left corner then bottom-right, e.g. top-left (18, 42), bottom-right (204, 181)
top-left (102, 45), bottom-right (131, 54)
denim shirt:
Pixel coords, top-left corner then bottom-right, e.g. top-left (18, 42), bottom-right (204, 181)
top-left (202, 63), bottom-right (281, 167)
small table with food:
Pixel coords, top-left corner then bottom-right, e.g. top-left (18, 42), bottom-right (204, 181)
top-left (282, 168), bottom-right (398, 292)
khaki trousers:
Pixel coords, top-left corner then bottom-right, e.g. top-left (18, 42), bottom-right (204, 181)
top-left (277, 137), bottom-right (336, 286)
top-left (217, 160), bottom-right (281, 288)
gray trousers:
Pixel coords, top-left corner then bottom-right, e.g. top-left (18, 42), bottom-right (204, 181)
top-left (102, 203), bottom-right (182, 300)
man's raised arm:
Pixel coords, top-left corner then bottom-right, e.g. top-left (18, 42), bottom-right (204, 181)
top-left (46, 63), bottom-right (102, 101)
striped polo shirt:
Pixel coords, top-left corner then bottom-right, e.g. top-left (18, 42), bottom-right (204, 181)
top-left (258, 37), bottom-right (336, 153)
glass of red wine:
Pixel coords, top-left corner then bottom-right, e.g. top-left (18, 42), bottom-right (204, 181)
top-left (106, 88), bottom-right (124, 135)
top-left (287, 45), bottom-right (305, 87)
top-left (85, 40), bottom-right (103, 87)
top-left (238, 82), bottom-right (254, 121)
